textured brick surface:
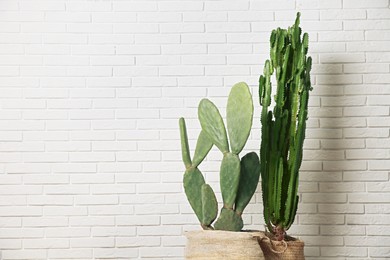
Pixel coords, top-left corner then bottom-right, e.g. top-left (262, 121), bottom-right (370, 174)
top-left (0, 0), bottom-right (389, 259)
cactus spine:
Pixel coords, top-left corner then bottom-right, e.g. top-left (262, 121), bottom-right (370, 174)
top-left (259, 12), bottom-right (312, 241)
top-left (180, 82), bottom-right (260, 231)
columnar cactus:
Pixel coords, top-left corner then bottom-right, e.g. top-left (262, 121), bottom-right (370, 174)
top-left (179, 82), bottom-right (260, 231)
top-left (259, 12), bottom-right (312, 241)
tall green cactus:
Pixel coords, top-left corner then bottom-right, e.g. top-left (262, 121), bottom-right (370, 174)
top-left (259, 12), bottom-right (312, 241)
top-left (179, 82), bottom-right (260, 231)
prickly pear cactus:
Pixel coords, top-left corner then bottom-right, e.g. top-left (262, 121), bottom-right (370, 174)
top-left (179, 82), bottom-right (260, 231)
top-left (259, 12), bottom-right (312, 240)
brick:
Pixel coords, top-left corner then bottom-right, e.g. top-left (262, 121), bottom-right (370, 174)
top-left (47, 249), bottom-right (92, 259)
top-left (69, 216), bottom-right (115, 227)
top-left (343, 0), bottom-right (388, 8)
top-left (321, 246), bottom-right (367, 257)
top-left (160, 23), bottom-right (204, 33)
top-left (296, 0), bottom-right (342, 9)
top-left (367, 9), bottom-right (390, 19)
top-left (344, 171), bottom-right (388, 181)
top-left (345, 236), bottom-right (390, 246)
top-left (2, 249), bottom-right (47, 259)
top-left (94, 248), bottom-right (138, 259)
top-left (320, 225), bottom-right (365, 236)
top-left (23, 238), bottom-right (69, 249)
top-left (302, 193), bottom-right (347, 203)
top-left (349, 193), bottom-right (390, 203)
top-left (323, 160), bottom-right (366, 171)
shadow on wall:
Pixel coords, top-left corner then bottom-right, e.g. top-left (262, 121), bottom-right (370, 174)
top-left (297, 57), bottom-right (369, 259)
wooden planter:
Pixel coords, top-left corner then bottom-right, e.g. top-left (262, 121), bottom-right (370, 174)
top-left (257, 236), bottom-right (305, 260)
top-left (185, 230), bottom-right (265, 260)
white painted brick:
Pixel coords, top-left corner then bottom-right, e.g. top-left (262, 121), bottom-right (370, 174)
top-left (0, 12), bottom-right (44, 22)
top-left (296, 0), bottom-right (342, 9)
top-left (44, 185), bottom-right (89, 195)
top-left (44, 33), bottom-right (87, 44)
top-left (182, 33), bottom-right (226, 44)
top-left (23, 238), bottom-right (68, 249)
top-left (348, 41), bottom-right (390, 52)
top-left (66, 1), bottom-right (111, 12)
top-left (0, 228), bottom-right (44, 239)
top-left (45, 227), bottom-right (90, 238)
top-left (43, 206), bottom-right (88, 216)
top-left (370, 247), bottom-right (390, 258)
top-left (135, 204), bottom-right (179, 215)
top-left (364, 74), bottom-right (390, 84)
top-left (92, 13), bottom-right (137, 23)
top-left (21, 23), bottom-right (65, 33)
top-left (70, 237), bottom-right (114, 248)
top-left (47, 249), bottom-right (92, 259)
top-left (2, 249), bottom-right (47, 259)
top-left (116, 236), bottom-right (161, 247)
top-left (139, 247), bottom-right (184, 258)
top-left (0, 239), bottom-right (22, 249)
top-left (321, 246), bottom-right (367, 257)
top-left (69, 216), bottom-right (115, 227)
top-left (320, 9), bottom-right (366, 20)
top-left (318, 31), bottom-right (364, 42)
top-left (27, 196), bottom-right (74, 206)
top-left (88, 206), bottom-right (134, 217)
top-left (367, 9), bottom-right (390, 19)
top-left (349, 193), bottom-right (390, 203)
top-left (321, 139), bottom-right (364, 149)
top-left (93, 248), bottom-right (138, 259)
top-left (343, 0), bottom-right (388, 8)
top-left (71, 173), bottom-right (114, 184)
top-left (323, 160), bottom-right (366, 171)
top-left (347, 149), bottom-right (390, 159)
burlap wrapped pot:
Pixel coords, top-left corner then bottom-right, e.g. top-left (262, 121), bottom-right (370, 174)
top-left (256, 235), bottom-right (305, 260)
top-left (185, 230), bottom-right (265, 260)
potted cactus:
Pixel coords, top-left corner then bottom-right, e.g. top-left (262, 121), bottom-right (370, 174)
top-left (179, 82), bottom-right (264, 259)
top-left (257, 13), bottom-right (312, 259)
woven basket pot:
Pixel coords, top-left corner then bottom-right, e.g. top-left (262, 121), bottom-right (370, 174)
top-left (257, 236), bottom-right (305, 260)
top-left (185, 230), bottom-right (265, 260)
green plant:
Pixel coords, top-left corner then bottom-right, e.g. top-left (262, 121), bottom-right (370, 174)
top-left (179, 82), bottom-right (260, 231)
top-left (259, 12), bottom-right (312, 241)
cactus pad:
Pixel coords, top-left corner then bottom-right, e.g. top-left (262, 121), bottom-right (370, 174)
top-left (234, 152), bottom-right (261, 214)
top-left (198, 98), bottom-right (229, 153)
top-left (201, 184), bottom-right (218, 228)
top-left (226, 82), bottom-right (254, 155)
top-left (179, 118), bottom-right (192, 168)
top-left (192, 130), bottom-right (213, 168)
top-left (214, 208), bottom-right (243, 231)
top-left (183, 168), bottom-right (205, 224)
top-left (220, 153), bottom-right (240, 209)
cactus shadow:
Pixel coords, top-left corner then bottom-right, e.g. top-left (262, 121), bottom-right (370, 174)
top-left (298, 59), bottom-right (366, 256)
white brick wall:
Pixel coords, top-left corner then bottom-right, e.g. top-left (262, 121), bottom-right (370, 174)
top-left (0, 0), bottom-right (389, 259)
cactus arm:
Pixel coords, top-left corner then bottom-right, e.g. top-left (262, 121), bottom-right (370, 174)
top-left (226, 82), bottom-right (254, 155)
top-left (234, 152), bottom-right (261, 215)
top-left (285, 195), bottom-right (299, 229)
top-left (183, 168), bottom-right (205, 226)
top-left (201, 184), bottom-right (218, 229)
top-left (192, 130), bottom-right (213, 168)
top-left (179, 118), bottom-right (192, 169)
top-left (198, 99), bottom-right (229, 153)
